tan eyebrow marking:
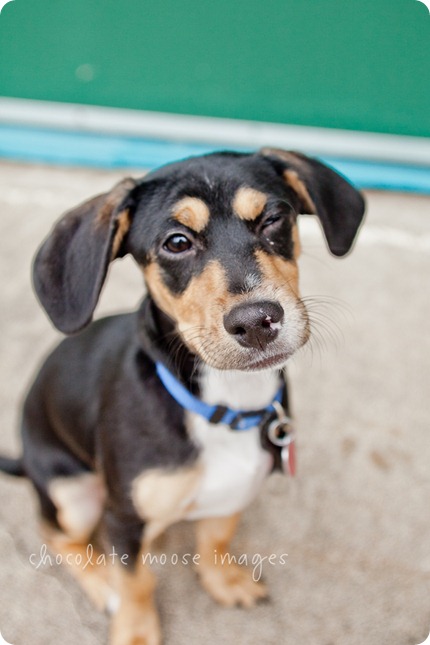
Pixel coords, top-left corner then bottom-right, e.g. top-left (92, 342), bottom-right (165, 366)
top-left (172, 197), bottom-right (210, 233)
top-left (233, 187), bottom-right (267, 221)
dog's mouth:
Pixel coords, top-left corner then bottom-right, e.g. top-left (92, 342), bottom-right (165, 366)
top-left (217, 342), bottom-right (298, 372)
top-left (242, 351), bottom-right (292, 372)
top-left (181, 331), bottom-right (303, 372)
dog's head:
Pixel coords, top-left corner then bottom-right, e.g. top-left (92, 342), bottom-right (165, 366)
top-left (33, 149), bottom-right (365, 371)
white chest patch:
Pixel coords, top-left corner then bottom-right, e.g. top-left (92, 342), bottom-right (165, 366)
top-left (185, 367), bottom-right (280, 520)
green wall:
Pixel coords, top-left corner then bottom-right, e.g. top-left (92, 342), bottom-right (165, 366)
top-left (1, 0), bottom-right (429, 137)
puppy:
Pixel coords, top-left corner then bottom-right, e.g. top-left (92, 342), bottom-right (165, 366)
top-left (0, 148), bottom-right (365, 645)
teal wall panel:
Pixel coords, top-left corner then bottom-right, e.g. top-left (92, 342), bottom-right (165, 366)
top-left (0, 0), bottom-right (429, 136)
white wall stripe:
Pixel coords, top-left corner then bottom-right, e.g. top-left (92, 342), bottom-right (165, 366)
top-left (1, 97), bottom-right (430, 166)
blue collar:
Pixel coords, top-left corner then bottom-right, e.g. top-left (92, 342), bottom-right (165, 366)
top-left (155, 362), bottom-right (285, 431)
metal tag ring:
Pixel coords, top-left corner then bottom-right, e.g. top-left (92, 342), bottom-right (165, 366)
top-left (267, 419), bottom-right (295, 447)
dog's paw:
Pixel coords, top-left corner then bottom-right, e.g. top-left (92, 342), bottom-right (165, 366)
top-left (112, 636), bottom-right (159, 645)
top-left (199, 563), bottom-right (268, 608)
top-left (110, 602), bottom-right (162, 645)
top-left (80, 572), bottom-right (119, 614)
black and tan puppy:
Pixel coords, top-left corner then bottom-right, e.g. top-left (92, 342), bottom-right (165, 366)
top-left (0, 149), bottom-right (365, 645)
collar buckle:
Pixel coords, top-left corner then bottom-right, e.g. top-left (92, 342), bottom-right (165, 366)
top-left (209, 405), bottom-right (229, 424)
top-left (231, 408), bottom-right (272, 430)
top-left (155, 362), bottom-right (296, 472)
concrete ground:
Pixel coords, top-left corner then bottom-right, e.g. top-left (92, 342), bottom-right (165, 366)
top-left (0, 160), bottom-right (429, 645)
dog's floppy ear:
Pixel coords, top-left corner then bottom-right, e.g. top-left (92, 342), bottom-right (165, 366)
top-left (33, 177), bottom-right (137, 334)
top-left (260, 148), bottom-right (365, 257)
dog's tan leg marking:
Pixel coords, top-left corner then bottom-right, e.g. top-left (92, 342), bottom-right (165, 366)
top-left (195, 513), bottom-right (268, 608)
top-left (42, 523), bottom-right (117, 613)
top-left (45, 473), bottom-right (115, 612)
top-left (48, 472), bottom-right (106, 542)
top-left (132, 465), bottom-right (202, 547)
top-left (110, 551), bottom-right (161, 645)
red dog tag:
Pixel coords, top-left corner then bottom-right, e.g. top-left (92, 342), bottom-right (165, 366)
top-left (281, 440), bottom-right (296, 477)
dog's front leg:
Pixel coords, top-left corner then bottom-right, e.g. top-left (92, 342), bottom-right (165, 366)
top-left (195, 513), bottom-right (268, 608)
top-left (110, 560), bottom-right (160, 645)
top-left (105, 511), bottom-right (161, 645)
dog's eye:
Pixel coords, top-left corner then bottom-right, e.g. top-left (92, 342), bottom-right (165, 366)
top-left (262, 214), bottom-right (281, 229)
top-left (163, 234), bottom-right (193, 254)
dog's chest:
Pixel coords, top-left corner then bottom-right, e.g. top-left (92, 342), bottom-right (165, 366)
top-left (185, 368), bottom-right (278, 520)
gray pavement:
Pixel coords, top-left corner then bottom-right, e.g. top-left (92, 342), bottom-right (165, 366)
top-left (0, 160), bottom-right (429, 645)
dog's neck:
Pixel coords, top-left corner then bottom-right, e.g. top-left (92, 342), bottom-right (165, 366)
top-left (137, 297), bottom-right (282, 409)
top-left (199, 365), bottom-right (281, 411)
top-left (137, 297), bottom-right (200, 391)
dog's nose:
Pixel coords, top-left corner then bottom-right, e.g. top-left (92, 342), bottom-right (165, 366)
top-left (223, 301), bottom-right (284, 351)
